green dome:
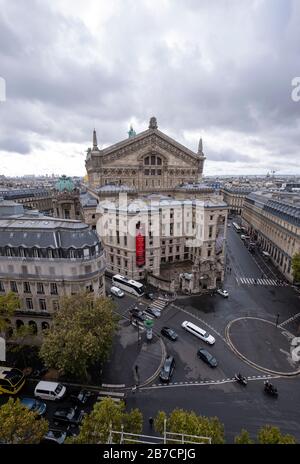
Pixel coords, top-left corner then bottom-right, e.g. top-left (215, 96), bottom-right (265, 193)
top-left (55, 175), bottom-right (74, 192)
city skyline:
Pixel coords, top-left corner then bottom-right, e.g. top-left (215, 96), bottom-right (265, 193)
top-left (1, 0), bottom-right (300, 177)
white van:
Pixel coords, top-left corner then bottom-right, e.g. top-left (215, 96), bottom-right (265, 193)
top-left (34, 381), bottom-right (66, 401)
top-left (181, 321), bottom-right (215, 345)
top-left (110, 286), bottom-right (125, 297)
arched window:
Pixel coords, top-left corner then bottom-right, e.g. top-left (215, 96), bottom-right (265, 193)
top-left (16, 320), bottom-right (24, 330)
top-left (28, 320), bottom-right (38, 335)
top-left (42, 321), bottom-right (50, 331)
top-left (145, 156), bottom-right (150, 165)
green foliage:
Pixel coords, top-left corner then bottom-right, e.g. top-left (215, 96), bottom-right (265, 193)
top-left (154, 409), bottom-right (224, 444)
top-left (0, 292), bottom-right (20, 335)
top-left (234, 429), bottom-right (254, 444)
top-left (291, 252), bottom-right (300, 283)
top-left (0, 398), bottom-right (48, 444)
top-left (68, 397), bottom-right (143, 444)
top-left (257, 425), bottom-right (297, 444)
top-left (40, 294), bottom-right (119, 379)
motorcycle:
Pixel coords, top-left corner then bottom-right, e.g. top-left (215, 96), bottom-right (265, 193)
top-left (234, 373), bottom-right (248, 386)
top-left (264, 381), bottom-right (278, 397)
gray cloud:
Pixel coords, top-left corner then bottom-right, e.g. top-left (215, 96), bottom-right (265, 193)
top-left (0, 0), bottom-right (300, 174)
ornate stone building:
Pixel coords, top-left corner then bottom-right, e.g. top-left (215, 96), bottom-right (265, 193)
top-left (52, 175), bottom-right (82, 220)
top-left (85, 117), bottom-right (205, 191)
top-left (84, 117), bottom-right (228, 294)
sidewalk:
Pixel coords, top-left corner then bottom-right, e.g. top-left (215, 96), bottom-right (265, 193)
top-left (100, 319), bottom-right (165, 387)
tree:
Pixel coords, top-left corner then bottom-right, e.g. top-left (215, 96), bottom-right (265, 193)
top-left (40, 294), bottom-right (119, 379)
top-left (9, 324), bottom-right (37, 367)
top-left (154, 409), bottom-right (225, 444)
top-left (257, 425), bottom-right (296, 444)
top-left (68, 397), bottom-right (143, 444)
top-left (291, 252), bottom-right (300, 283)
top-left (0, 292), bottom-right (20, 336)
top-left (0, 398), bottom-right (48, 444)
top-left (234, 429), bottom-right (254, 444)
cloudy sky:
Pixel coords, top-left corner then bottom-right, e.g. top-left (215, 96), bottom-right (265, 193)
top-left (0, 0), bottom-right (300, 177)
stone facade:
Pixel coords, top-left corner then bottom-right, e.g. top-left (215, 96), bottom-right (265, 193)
top-left (84, 117), bottom-right (227, 293)
top-left (0, 200), bottom-right (106, 337)
top-left (85, 117), bottom-right (205, 192)
top-left (221, 187), bottom-right (253, 215)
top-left (242, 192), bottom-right (300, 282)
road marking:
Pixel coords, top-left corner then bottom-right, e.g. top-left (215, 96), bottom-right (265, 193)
top-left (140, 374), bottom-right (281, 390)
top-left (279, 312), bottom-right (300, 328)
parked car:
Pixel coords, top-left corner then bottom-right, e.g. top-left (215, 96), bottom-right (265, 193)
top-left (145, 292), bottom-right (155, 300)
top-left (31, 367), bottom-right (48, 379)
top-left (197, 348), bottom-right (218, 367)
top-left (145, 306), bottom-right (161, 318)
top-left (159, 356), bottom-right (175, 382)
top-left (20, 397), bottom-right (47, 416)
top-left (217, 289), bottom-right (229, 298)
top-left (34, 381), bottom-right (66, 401)
top-left (161, 327), bottom-right (178, 341)
top-left (241, 235), bottom-right (250, 240)
top-left (53, 406), bottom-right (84, 427)
top-left (110, 286), bottom-right (124, 297)
top-left (129, 308), bottom-right (147, 322)
top-left (181, 321), bottom-right (215, 345)
top-left (41, 429), bottom-right (67, 444)
top-left (70, 389), bottom-right (93, 405)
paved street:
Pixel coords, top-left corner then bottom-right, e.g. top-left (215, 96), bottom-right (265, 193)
top-left (1, 225), bottom-right (299, 443)
top-left (110, 224), bottom-right (300, 442)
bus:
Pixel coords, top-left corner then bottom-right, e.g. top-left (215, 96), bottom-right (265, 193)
top-left (232, 222), bottom-right (242, 233)
top-left (0, 366), bottom-right (25, 395)
top-left (112, 274), bottom-right (145, 297)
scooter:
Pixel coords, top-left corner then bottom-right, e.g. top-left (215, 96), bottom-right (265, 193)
top-left (234, 373), bottom-right (248, 386)
top-left (264, 381), bottom-right (278, 397)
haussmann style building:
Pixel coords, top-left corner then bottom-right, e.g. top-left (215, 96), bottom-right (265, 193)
top-left (0, 198), bottom-right (106, 337)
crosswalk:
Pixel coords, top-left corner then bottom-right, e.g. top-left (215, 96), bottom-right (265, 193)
top-left (147, 298), bottom-right (169, 311)
top-left (236, 277), bottom-right (289, 287)
top-left (131, 298), bottom-right (169, 330)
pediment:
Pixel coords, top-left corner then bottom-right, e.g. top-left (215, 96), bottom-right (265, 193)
top-left (98, 130), bottom-right (203, 167)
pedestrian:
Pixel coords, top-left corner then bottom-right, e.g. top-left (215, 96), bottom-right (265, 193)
top-left (261, 273), bottom-right (264, 279)
top-left (149, 417), bottom-right (154, 429)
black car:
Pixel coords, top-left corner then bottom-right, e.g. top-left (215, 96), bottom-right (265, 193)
top-left (53, 406), bottom-right (84, 427)
top-left (145, 306), bottom-right (161, 318)
top-left (70, 389), bottom-right (93, 405)
top-left (159, 356), bottom-right (175, 382)
top-left (145, 292), bottom-right (155, 300)
top-left (41, 429), bottom-right (67, 444)
top-left (129, 308), bottom-right (147, 322)
top-left (161, 327), bottom-right (178, 341)
top-left (197, 348), bottom-right (218, 367)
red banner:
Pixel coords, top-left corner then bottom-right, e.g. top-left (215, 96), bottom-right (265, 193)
top-left (136, 232), bottom-right (145, 267)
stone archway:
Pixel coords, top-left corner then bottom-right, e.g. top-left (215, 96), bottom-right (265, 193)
top-left (28, 320), bottom-right (38, 335)
top-left (41, 321), bottom-right (50, 331)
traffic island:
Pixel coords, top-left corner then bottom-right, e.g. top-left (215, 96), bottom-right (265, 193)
top-left (226, 317), bottom-right (300, 376)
